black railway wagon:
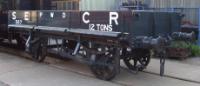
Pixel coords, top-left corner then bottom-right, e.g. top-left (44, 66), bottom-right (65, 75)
top-left (1, 0), bottom-right (183, 45)
top-left (0, 0), bottom-right (46, 41)
top-left (0, 0), bottom-right (8, 39)
top-left (8, 10), bottom-right (186, 80)
top-left (0, 0), bottom-right (189, 81)
top-left (8, 10), bottom-right (182, 36)
top-left (0, 10), bottom-right (8, 38)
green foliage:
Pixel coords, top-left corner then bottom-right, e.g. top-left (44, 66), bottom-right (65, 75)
top-left (189, 44), bottom-right (200, 56)
top-left (170, 41), bottom-right (190, 49)
top-left (170, 41), bottom-right (200, 57)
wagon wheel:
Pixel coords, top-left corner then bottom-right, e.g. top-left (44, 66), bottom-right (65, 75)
top-left (123, 48), bottom-right (150, 71)
top-left (16, 34), bottom-right (27, 50)
top-left (31, 39), bottom-right (47, 62)
top-left (90, 47), bottom-right (117, 81)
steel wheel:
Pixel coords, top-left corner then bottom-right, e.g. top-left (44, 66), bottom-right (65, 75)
top-left (123, 48), bottom-right (150, 71)
top-left (16, 34), bottom-right (26, 50)
top-left (90, 48), bottom-right (117, 81)
top-left (31, 39), bottom-right (47, 62)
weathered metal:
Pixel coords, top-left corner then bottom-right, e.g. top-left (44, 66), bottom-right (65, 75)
top-left (0, 10), bottom-right (7, 24)
top-left (8, 10), bottom-right (183, 36)
top-left (6, 10), bottom-right (195, 80)
top-left (0, 10), bottom-right (8, 37)
top-left (171, 32), bottom-right (196, 41)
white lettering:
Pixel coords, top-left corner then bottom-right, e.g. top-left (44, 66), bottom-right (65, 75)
top-left (24, 11), bottom-right (30, 21)
top-left (50, 12), bottom-right (54, 18)
top-left (82, 12), bottom-right (90, 24)
top-left (12, 11), bottom-right (16, 20)
top-left (62, 12), bottom-right (66, 19)
top-left (108, 25), bottom-right (113, 31)
top-left (96, 24), bottom-right (100, 31)
top-left (89, 24), bottom-right (113, 32)
top-left (100, 24), bottom-right (106, 31)
top-left (89, 24), bottom-right (95, 31)
top-left (39, 12), bottom-right (43, 18)
top-left (15, 20), bottom-right (22, 24)
top-left (109, 12), bottom-right (119, 25)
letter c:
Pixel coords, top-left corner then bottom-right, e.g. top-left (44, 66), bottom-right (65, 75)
top-left (82, 12), bottom-right (90, 24)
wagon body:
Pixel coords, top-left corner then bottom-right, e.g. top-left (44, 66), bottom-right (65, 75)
top-left (8, 10), bottom-right (182, 37)
top-left (0, 10), bottom-right (8, 38)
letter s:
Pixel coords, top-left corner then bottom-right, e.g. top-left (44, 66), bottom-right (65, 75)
top-left (12, 11), bottom-right (16, 20)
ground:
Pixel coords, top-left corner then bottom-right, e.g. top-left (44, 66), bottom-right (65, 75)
top-left (0, 47), bottom-right (200, 86)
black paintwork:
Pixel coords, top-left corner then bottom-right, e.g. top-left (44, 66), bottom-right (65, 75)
top-left (8, 10), bottom-right (182, 38)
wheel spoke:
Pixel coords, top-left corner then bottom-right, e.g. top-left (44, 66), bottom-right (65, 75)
top-left (123, 49), bottom-right (151, 71)
top-left (90, 46), bottom-right (117, 81)
top-left (134, 59), bottom-right (137, 68)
